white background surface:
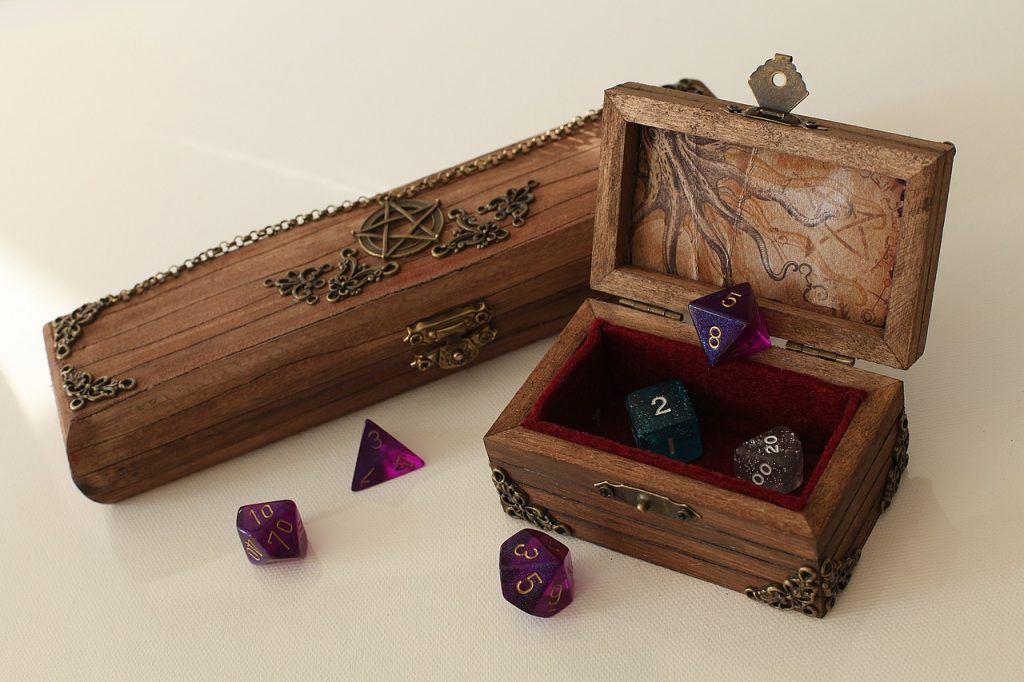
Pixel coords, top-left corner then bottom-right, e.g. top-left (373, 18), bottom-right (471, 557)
top-left (2, 1), bottom-right (1022, 679)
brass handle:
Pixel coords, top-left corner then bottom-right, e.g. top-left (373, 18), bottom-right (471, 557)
top-left (595, 482), bottom-right (700, 521)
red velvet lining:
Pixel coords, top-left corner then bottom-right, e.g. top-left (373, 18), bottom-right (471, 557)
top-left (523, 320), bottom-right (864, 511)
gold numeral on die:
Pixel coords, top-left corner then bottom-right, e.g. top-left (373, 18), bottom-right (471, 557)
top-left (708, 325), bottom-right (723, 349)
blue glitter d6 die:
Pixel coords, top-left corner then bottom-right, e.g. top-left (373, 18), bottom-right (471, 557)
top-left (625, 380), bottom-right (702, 461)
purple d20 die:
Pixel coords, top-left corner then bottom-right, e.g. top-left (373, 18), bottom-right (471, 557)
top-left (733, 426), bottom-right (804, 493)
top-left (688, 282), bottom-right (771, 366)
top-left (499, 528), bottom-right (574, 618)
top-left (351, 419), bottom-right (425, 491)
top-left (236, 499), bottom-right (308, 565)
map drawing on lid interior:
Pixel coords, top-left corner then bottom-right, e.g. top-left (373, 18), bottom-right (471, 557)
top-left (630, 127), bottom-right (907, 328)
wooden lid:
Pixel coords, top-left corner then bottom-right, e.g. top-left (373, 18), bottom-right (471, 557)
top-left (592, 77), bottom-right (954, 369)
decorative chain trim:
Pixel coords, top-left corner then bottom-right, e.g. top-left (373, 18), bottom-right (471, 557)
top-left (491, 468), bottom-right (570, 536)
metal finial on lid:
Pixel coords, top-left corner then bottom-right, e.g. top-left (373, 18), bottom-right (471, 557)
top-left (748, 54), bottom-right (809, 116)
top-left (728, 54), bottom-right (824, 129)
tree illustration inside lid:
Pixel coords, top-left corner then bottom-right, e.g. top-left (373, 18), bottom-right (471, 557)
top-left (631, 55), bottom-right (906, 329)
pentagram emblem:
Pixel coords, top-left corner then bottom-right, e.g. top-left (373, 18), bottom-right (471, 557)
top-left (354, 197), bottom-right (445, 259)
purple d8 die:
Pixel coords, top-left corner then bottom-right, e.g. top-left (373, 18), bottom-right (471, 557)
top-left (734, 426), bottom-right (804, 493)
top-left (499, 528), bottom-right (573, 617)
top-left (688, 282), bottom-right (771, 366)
top-left (236, 499), bottom-right (308, 565)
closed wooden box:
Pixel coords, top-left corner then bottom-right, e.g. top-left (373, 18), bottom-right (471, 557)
top-left (484, 59), bottom-right (954, 617)
top-left (43, 79), bottom-right (715, 503)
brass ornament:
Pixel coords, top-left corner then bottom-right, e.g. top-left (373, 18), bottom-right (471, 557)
top-left (430, 209), bottom-right (509, 258)
top-left (405, 301), bottom-right (496, 371)
top-left (60, 365), bottom-right (136, 411)
top-left (264, 250), bottom-right (398, 305)
top-left (53, 300), bottom-right (110, 360)
top-left (744, 549), bottom-right (861, 618)
top-left (326, 248), bottom-right (399, 302)
top-left (477, 180), bottom-right (537, 226)
top-left (882, 410), bottom-right (910, 512)
top-left (354, 198), bottom-right (444, 259)
top-left (431, 181), bottom-right (538, 258)
top-left (409, 326), bottom-right (497, 371)
top-left (491, 468), bottom-right (570, 536)
top-left (264, 264), bottom-right (333, 304)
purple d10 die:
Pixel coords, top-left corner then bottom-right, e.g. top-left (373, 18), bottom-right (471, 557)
top-left (236, 499), bottom-right (308, 565)
top-left (688, 282), bottom-right (771, 366)
top-left (499, 528), bottom-right (574, 618)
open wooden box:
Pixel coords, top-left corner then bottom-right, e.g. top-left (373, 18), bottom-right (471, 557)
top-left (484, 58), bottom-right (955, 618)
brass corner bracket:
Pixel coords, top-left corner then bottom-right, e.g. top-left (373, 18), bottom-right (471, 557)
top-left (60, 364), bottom-right (136, 412)
top-left (882, 410), bottom-right (910, 512)
top-left (745, 548), bottom-right (861, 618)
top-left (490, 468), bottom-right (570, 536)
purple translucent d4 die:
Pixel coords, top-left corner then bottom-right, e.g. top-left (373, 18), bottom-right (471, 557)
top-left (351, 419), bottom-right (425, 491)
top-left (236, 499), bottom-right (307, 565)
top-left (688, 282), bottom-right (770, 366)
top-left (499, 528), bottom-right (574, 618)
top-left (734, 426), bottom-right (804, 493)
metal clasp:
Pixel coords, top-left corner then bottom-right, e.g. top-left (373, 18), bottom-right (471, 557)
top-left (404, 300), bottom-right (497, 371)
top-left (727, 54), bottom-right (825, 130)
top-left (594, 481), bottom-right (700, 521)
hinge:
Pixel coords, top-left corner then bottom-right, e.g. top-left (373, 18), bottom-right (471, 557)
top-left (785, 341), bottom-right (856, 366)
top-left (617, 298), bottom-right (683, 321)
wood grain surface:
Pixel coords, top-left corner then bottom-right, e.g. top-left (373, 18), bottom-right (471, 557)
top-left (45, 123), bottom-right (604, 502)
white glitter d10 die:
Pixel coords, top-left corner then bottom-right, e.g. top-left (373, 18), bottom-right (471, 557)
top-left (733, 426), bottom-right (804, 493)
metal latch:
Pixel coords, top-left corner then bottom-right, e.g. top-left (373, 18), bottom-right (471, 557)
top-left (404, 300), bottom-right (497, 371)
top-left (617, 298), bottom-right (683, 321)
top-left (594, 481), bottom-right (700, 521)
top-left (727, 54), bottom-right (825, 130)
top-left (785, 341), bottom-right (856, 366)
